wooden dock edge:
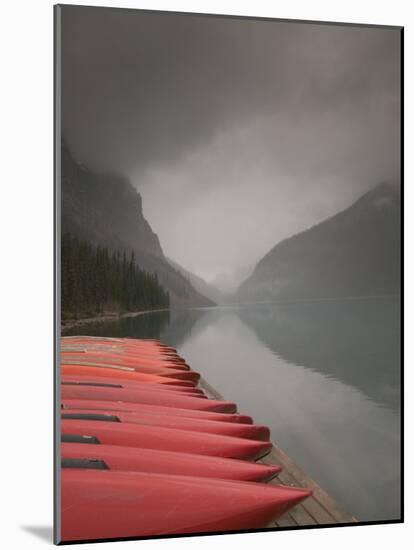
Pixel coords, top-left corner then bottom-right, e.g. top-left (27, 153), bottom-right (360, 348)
top-left (199, 376), bottom-right (357, 528)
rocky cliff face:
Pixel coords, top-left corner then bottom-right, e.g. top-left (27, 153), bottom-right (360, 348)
top-left (61, 141), bottom-right (214, 307)
top-left (236, 182), bottom-right (401, 302)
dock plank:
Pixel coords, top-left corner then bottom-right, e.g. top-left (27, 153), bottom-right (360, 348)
top-left (273, 512), bottom-right (298, 527)
top-left (264, 446), bottom-right (356, 524)
top-left (284, 502), bottom-right (317, 526)
top-left (271, 467), bottom-right (336, 524)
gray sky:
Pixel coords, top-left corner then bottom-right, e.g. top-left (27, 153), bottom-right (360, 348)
top-left (62, 7), bottom-right (401, 291)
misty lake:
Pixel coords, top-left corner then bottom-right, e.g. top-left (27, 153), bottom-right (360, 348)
top-left (64, 296), bottom-right (401, 523)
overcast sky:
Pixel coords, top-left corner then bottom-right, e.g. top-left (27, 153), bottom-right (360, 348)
top-left (61, 7), bottom-right (401, 291)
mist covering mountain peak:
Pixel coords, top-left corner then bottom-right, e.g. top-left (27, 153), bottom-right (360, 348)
top-left (61, 141), bottom-right (215, 307)
top-left (235, 182), bottom-right (401, 302)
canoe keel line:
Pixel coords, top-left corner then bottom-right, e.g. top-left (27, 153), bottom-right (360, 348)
top-left (59, 335), bottom-right (353, 542)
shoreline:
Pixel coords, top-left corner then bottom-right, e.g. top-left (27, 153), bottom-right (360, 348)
top-left (61, 308), bottom-right (170, 332)
top-left (61, 294), bottom-right (399, 332)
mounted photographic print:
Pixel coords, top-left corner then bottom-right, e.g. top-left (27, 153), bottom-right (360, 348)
top-left (54, 4), bottom-right (403, 545)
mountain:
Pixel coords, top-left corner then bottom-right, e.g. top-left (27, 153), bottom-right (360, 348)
top-left (166, 258), bottom-right (226, 305)
top-left (61, 141), bottom-right (214, 307)
top-left (236, 182), bottom-right (401, 302)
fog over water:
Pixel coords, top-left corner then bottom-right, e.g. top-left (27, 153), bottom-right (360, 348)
top-left (62, 7), bottom-right (400, 289)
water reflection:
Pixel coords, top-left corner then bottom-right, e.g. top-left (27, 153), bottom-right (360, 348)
top-left (237, 297), bottom-right (401, 411)
top-left (176, 305), bottom-right (400, 522)
top-left (160, 308), bottom-right (211, 348)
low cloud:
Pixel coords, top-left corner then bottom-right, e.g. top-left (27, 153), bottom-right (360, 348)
top-left (61, 7), bottom-right (401, 286)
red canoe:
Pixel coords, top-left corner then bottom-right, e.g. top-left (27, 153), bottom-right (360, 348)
top-left (61, 348), bottom-right (184, 362)
top-left (61, 442), bottom-right (281, 481)
top-left (62, 336), bottom-right (173, 349)
top-left (61, 352), bottom-right (191, 370)
top-left (61, 362), bottom-right (197, 382)
top-left (61, 347), bottom-right (189, 362)
top-left (61, 341), bottom-right (185, 358)
top-left (61, 341), bottom-right (181, 360)
top-left (61, 469), bottom-right (311, 541)
top-left (61, 374), bottom-right (206, 396)
top-left (61, 339), bottom-right (177, 347)
top-left (61, 419), bottom-right (271, 459)
top-left (60, 364), bottom-right (195, 387)
top-left (61, 385), bottom-right (237, 412)
top-left (60, 350), bottom-right (190, 370)
top-left (62, 341), bottom-right (181, 352)
top-left (60, 408), bottom-right (270, 440)
top-left (61, 380), bottom-right (205, 399)
top-left (61, 399), bottom-right (253, 424)
top-left (62, 341), bottom-right (182, 352)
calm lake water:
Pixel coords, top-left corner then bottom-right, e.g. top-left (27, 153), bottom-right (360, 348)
top-left (64, 296), bottom-right (401, 522)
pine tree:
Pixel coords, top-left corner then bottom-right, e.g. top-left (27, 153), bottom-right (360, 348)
top-left (61, 233), bottom-right (170, 318)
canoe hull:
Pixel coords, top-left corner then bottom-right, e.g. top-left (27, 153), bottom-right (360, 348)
top-left (61, 469), bottom-right (311, 541)
top-left (61, 399), bottom-right (253, 424)
top-left (61, 418), bottom-right (272, 460)
top-left (61, 385), bottom-right (237, 413)
top-left (60, 407), bottom-right (270, 440)
top-left (61, 442), bottom-right (281, 481)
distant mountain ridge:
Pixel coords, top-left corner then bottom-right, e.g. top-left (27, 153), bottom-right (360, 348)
top-left (61, 141), bottom-right (214, 307)
top-left (166, 258), bottom-right (226, 305)
top-left (236, 182), bottom-right (401, 302)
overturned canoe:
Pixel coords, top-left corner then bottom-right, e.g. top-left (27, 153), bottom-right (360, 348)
top-left (61, 442), bottom-right (281, 481)
top-left (61, 469), bottom-right (311, 541)
top-left (61, 364), bottom-right (195, 386)
top-left (61, 351), bottom-right (190, 369)
top-left (61, 362), bottom-right (199, 382)
top-left (61, 384), bottom-right (237, 413)
top-left (60, 408), bottom-right (270, 440)
top-left (61, 418), bottom-right (272, 459)
top-left (61, 374), bottom-right (206, 396)
top-left (61, 339), bottom-right (186, 360)
top-left (61, 398), bottom-right (253, 424)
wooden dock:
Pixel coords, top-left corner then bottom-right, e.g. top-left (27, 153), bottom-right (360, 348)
top-left (200, 377), bottom-right (357, 528)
